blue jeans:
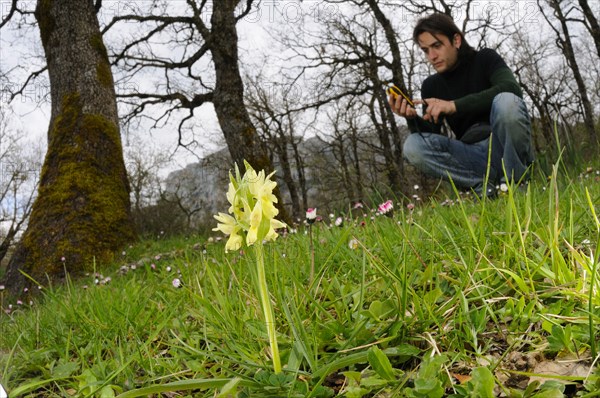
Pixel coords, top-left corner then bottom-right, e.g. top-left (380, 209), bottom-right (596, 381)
top-left (403, 93), bottom-right (534, 196)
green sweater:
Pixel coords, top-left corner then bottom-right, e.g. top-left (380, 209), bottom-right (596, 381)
top-left (407, 48), bottom-right (522, 139)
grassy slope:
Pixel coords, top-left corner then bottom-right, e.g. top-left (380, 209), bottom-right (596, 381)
top-left (1, 165), bottom-right (599, 397)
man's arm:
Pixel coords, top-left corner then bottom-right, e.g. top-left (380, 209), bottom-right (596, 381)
top-left (453, 67), bottom-right (522, 115)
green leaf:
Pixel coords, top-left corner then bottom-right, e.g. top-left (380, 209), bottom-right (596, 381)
top-left (531, 380), bottom-right (565, 397)
top-left (100, 385), bottom-right (116, 398)
top-left (367, 346), bottom-right (396, 381)
top-left (523, 380), bottom-right (541, 396)
top-left (115, 379), bottom-right (260, 398)
top-left (217, 378), bottom-right (241, 397)
top-left (469, 367), bottom-right (495, 398)
top-left (52, 361), bottom-right (79, 378)
top-left (363, 300), bottom-right (395, 320)
top-left (341, 371), bottom-right (362, 383)
top-left (413, 378), bottom-right (445, 398)
top-left (417, 354), bottom-right (447, 381)
top-left (360, 375), bottom-right (388, 388)
top-left (385, 344), bottom-right (421, 361)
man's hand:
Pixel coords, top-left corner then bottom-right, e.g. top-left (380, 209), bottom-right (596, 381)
top-left (389, 93), bottom-right (418, 119)
top-left (416, 98), bottom-right (456, 124)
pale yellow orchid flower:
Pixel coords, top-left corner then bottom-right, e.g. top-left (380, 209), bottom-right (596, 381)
top-left (214, 161), bottom-right (286, 250)
top-left (213, 212), bottom-right (244, 252)
top-left (212, 160), bottom-right (285, 374)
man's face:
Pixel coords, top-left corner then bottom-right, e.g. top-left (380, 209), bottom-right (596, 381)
top-left (417, 32), bottom-right (461, 73)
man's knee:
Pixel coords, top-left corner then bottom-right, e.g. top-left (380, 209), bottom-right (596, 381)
top-left (403, 134), bottom-right (428, 168)
top-left (492, 92), bottom-right (527, 124)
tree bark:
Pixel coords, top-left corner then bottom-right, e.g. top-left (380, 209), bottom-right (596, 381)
top-left (545, 0), bottom-right (598, 148)
top-left (2, 0), bottom-right (135, 295)
top-left (578, 0), bottom-right (600, 59)
top-left (209, 1), bottom-right (290, 223)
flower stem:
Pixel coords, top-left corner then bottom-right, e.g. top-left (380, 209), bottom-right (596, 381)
top-left (309, 225), bottom-right (315, 285)
top-left (254, 244), bottom-right (282, 373)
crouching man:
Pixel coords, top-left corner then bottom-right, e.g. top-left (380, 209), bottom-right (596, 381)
top-left (390, 13), bottom-right (534, 197)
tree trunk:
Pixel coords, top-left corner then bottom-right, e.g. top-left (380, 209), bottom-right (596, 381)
top-left (578, 0), bottom-right (600, 59)
top-left (209, 1), bottom-right (290, 223)
top-left (2, 0), bottom-right (135, 295)
top-left (547, 0), bottom-right (598, 148)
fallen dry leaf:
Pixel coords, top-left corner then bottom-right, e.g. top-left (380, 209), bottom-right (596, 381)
top-left (529, 356), bottom-right (592, 385)
top-left (451, 372), bottom-right (472, 384)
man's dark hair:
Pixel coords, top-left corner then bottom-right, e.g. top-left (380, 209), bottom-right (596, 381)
top-left (413, 13), bottom-right (475, 59)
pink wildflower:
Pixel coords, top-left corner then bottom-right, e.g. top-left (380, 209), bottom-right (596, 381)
top-left (378, 200), bottom-right (394, 217)
top-left (306, 208), bottom-right (317, 224)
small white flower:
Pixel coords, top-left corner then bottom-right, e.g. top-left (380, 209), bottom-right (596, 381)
top-left (166, 266), bottom-right (172, 272)
top-left (172, 278), bottom-right (182, 288)
top-left (348, 238), bottom-right (359, 250)
top-left (414, 184), bottom-right (420, 190)
top-left (334, 217), bottom-right (343, 227)
top-left (500, 183), bottom-right (508, 192)
top-left (306, 208), bottom-right (317, 224)
top-left (0, 285), bottom-right (4, 291)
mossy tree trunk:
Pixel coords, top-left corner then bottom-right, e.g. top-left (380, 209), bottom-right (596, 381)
top-left (2, 0), bottom-right (135, 295)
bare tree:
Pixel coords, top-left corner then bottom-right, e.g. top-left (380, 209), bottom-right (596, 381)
top-left (0, 112), bottom-right (41, 265)
top-left (321, 99), bottom-right (368, 203)
top-left (2, 0), bottom-right (136, 295)
top-left (539, 0), bottom-right (598, 148)
top-left (125, 134), bottom-right (170, 214)
top-left (508, 29), bottom-right (574, 153)
top-left (245, 73), bottom-right (309, 220)
top-left (577, 0), bottom-right (600, 59)
top-left (104, 0), bottom-right (290, 222)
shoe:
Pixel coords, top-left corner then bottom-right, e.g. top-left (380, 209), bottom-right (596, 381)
top-left (473, 182), bottom-right (497, 200)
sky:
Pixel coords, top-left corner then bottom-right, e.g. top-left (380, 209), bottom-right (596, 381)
top-left (0, 1), bottom-right (338, 172)
top-left (1, 1), bottom-right (598, 174)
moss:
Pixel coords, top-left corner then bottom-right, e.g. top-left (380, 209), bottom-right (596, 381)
top-left (90, 34), bottom-right (113, 88)
top-left (20, 93), bottom-right (135, 279)
top-left (96, 62), bottom-right (113, 88)
top-left (89, 34), bottom-right (109, 62)
top-left (35, 0), bottom-right (56, 50)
